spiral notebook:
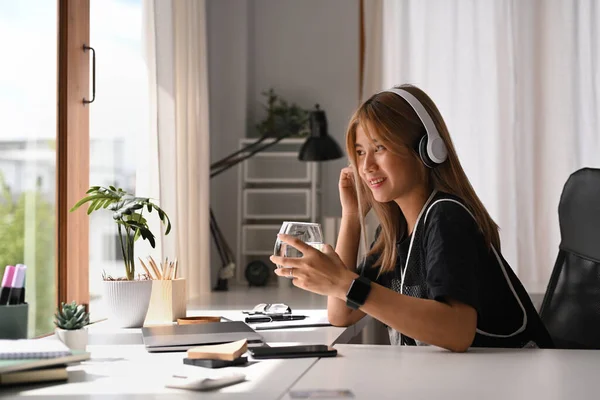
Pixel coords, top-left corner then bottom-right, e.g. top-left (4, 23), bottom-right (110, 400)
top-left (0, 339), bottom-right (72, 360)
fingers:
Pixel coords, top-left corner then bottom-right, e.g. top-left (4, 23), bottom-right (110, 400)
top-left (339, 167), bottom-right (355, 183)
top-left (270, 254), bottom-right (301, 268)
top-left (276, 234), bottom-right (313, 254)
top-left (321, 244), bottom-right (335, 255)
top-left (273, 267), bottom-right (295, 278)
top-left (340, 166), bottom-right (354, 175)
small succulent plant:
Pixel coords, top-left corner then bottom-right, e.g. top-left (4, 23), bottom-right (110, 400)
top-left (54, 301), bottom-right (90, 330)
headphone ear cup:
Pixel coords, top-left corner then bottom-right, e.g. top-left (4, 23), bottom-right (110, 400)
top-left (418, 135), bottom-right (435, 169)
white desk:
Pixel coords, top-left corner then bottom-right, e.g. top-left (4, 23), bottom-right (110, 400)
top-left (1, 283), bottom-right (562, 399)
top-left (84, 309), bottom-right (364, 348)
top-left (8, 344), bottom-right (316, 399)
top-left (284, 344), bottom-right (600, 400)
top-left (4, 310), bottom-right (366, 399)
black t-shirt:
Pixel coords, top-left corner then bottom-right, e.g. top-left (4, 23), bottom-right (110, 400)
top-left (359, 191), bottom-right (553, 348)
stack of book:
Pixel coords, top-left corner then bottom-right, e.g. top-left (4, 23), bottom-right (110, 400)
top-left (0, 339), bottom-right (90, 386)
top-left (184, 339), bottom-right (248, 368)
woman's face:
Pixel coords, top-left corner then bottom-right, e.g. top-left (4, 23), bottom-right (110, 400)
top-left (354, 124), bottom-right (424, 203)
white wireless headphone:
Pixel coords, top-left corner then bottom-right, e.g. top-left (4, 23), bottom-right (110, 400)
top-left (383, 88), bottom-right (448, 168)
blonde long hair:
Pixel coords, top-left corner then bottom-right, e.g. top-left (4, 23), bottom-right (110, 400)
top-left (347, 84), bottom-right (500, 274)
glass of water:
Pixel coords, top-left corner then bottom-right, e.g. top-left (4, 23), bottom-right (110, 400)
top-left (273, 222), bottom-right (324, 271)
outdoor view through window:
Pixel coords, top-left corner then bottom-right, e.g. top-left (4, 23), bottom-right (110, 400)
top-left (0, 0), bottom-right (148, 334)
top-left (0, 0), bottom-right (58, 337)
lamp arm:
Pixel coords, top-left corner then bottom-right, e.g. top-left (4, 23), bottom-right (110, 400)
top-left (210, 116), bottom-right (309, 176)
top-left (210, 134), bottom-right (271, 171)
top-left (210, 130), bottom-right (295, 179)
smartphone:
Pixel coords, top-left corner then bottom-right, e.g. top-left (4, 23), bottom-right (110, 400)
top-left (249, 345), bottom-right (337, 359)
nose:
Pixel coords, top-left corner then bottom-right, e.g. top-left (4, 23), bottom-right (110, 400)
top-left (362, 151), bottom-right (377, 174)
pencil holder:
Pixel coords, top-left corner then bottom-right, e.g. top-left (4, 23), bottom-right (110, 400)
top-left (0, 303), bottom-right (28, 339)
top-left (144, 278), bottom-right (187, 325)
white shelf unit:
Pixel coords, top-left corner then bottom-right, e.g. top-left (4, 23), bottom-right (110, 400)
top-left (236, 138), bottom-right (320, 285)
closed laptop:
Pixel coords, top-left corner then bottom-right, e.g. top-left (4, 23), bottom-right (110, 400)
top-left (141, 321), bottom-right (263, 352)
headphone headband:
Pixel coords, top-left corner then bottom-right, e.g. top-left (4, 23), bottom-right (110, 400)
top-left (383, 88), bottom-right (448, 165)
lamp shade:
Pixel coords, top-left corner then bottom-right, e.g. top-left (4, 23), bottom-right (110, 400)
top-left (299, 105), bottom-right (344, 162)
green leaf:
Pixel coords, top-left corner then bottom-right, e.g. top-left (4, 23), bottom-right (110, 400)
top-left (147, 231), bottom-right (156, 248)
top-left (70, 194), bottom-right (100, 212)
top-left (87, 199), bottom-right (99, 215)
top-left (94, 198), bottom-right (106, 211)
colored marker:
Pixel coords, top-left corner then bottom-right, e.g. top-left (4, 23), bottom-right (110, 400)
top-left (15, 264), bottom-right (26, 304)
top-left (7, 265), bottom-right (26, 305)
top-left (0, 266), bottom-right (16, 305)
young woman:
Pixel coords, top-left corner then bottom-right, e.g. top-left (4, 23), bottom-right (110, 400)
top-left (271, 84), bottom-right (553, 352)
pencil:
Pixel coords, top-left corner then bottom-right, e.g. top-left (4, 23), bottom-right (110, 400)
top-left (148, 256), bottom-right (162, 280)
top-left (138, 257), bottom-right (153, 279)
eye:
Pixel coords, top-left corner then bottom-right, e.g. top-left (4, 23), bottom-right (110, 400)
top-left (375, 145), bottom-right (386, 152)
top-left (356, 149), bottom-right (365, 156)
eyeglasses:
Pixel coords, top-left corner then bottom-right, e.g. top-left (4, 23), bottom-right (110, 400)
top-left (242, 303), bottom-right (292, 315)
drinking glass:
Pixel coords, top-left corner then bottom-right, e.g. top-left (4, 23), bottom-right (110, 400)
top-left (273, 222), bottom-right (324, 271)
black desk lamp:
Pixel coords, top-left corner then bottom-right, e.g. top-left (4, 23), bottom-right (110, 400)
top-left (211, 104), bottom-right (343, 291)
top-left (299, 105), bottom-right (344, 161)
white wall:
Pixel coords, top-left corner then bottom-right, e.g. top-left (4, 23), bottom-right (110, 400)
top-left (207, 0), bottom-right (359, 283)
top-left (207, 0), bottom-right (251, 283)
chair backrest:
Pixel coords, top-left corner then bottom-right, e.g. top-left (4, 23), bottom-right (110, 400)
top-left (539, 168), bottom-right (600, 349)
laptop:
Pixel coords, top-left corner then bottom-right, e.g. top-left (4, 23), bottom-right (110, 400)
top-left (141, 321), bottom-right (264, 352)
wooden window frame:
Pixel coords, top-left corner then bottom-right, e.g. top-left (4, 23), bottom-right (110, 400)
top-left (57, 0), bottom-right (90, 308)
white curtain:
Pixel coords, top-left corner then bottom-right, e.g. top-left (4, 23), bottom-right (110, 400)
top-left (363, 0), bottom-right (600, 292)
top-left (139, 0), bottom-right (211, 298)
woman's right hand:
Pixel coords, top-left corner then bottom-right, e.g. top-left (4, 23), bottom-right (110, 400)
top-left (339, 167), bottom-right (370, 217)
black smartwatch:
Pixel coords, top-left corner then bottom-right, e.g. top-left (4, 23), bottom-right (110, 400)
top-left (345, 276), bottom-right (372, 310)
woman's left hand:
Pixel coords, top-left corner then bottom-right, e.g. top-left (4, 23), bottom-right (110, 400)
top-left (270, 234), bottom-right (357, 299)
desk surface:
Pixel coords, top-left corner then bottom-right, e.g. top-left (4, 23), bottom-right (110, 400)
top-left (284, 344), bottom-right (600, 400)
top-left (85, 309), bottom-right (359, 348)
top-left (8, 344), bottom-right (316, 399)
top-left (0, 284), bottom-right (574, 400)
top-left (3, 309), bottom-right (361, 399)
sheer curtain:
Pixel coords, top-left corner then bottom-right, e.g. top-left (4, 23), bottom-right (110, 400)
top-left (139, 0), bottom-right (211, 298)
top-left (363, 0), bottom-right (600, 291)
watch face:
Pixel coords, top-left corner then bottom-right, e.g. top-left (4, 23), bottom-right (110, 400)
top-left (347, 277), bottom-right (371, 307)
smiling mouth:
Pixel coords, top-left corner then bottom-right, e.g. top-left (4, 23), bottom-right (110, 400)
top-left (368, 177), bottom-right (386, 187)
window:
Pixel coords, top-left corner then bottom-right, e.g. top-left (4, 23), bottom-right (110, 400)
top-left (88, 0), bottom-right (149, 318)
top-left (0, 0), bottom-right (58, 336)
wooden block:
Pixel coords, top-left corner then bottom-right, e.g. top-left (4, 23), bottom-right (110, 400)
top-left (177, 316), bottom-right (221, 325)
top-left (187, 339), bottom-right (248, 361)
top-left (144, 278), bottom-right (187, 325)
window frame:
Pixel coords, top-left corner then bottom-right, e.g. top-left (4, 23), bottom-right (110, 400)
top-left (56, 0), bottom-right (90, 308)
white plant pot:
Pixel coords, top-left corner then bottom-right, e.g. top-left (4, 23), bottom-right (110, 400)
top-left (102, 280), bottom-right (153, 328)
top-left (55, 327), bottom-right (88, 351)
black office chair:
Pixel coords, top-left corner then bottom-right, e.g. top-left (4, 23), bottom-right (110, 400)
top-left (539, 167), bottom-right (600, 349)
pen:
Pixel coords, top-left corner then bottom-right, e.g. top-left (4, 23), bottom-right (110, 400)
top-left (0, 266), bottom-right (16, 305)
top-left (7, 265), bottom-right (26, 305)
top-left (245, 315), bottom-right (307, 323)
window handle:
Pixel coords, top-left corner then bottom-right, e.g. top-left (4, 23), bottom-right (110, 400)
top-left (83, 44), bottom-right (96, 104)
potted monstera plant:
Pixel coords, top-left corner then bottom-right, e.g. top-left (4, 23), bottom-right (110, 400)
top-left (71, 186), bottom-right (171, 328)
